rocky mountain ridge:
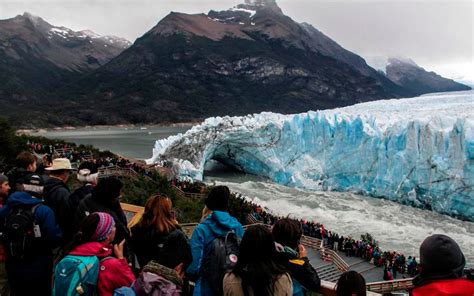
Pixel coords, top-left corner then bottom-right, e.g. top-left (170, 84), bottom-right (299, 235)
top-left (385, 57), bottom-right (470, 95)
top-left (0, 2), bottom-right (470, 127)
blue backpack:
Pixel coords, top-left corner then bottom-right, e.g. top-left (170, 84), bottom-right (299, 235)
top-left (52, 255), bottom-right (100, 296)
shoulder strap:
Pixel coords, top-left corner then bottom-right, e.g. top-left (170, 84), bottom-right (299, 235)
top-left (31, 203), bottom-right (41, 214)
top-left (100, 256), bottom-right (114, 263)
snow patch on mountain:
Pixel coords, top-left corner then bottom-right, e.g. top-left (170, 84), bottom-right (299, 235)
top-left (230, 7), bottom-right (257, 18)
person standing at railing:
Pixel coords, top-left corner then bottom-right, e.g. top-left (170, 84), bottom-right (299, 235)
top-left (130, 193), bottom-right (184, 268)
top-left (411, 234), bottom-right (474, 296)
top-left (186, 185), bottom-right (244, 296)
top-left (272, 218), bottom-right (320, 296)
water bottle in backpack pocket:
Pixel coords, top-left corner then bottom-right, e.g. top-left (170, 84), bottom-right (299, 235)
top-left (53, 255), bottom-right (100, 296)
top-left (200, 230), bottom-right (240, 295)
top-left (3, 203), bottom-right (41, 260)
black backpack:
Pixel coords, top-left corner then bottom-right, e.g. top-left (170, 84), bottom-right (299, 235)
top-left (4, 203), bottom-right (41, 260)
top-left (200, 231), bottom-right (240, 295)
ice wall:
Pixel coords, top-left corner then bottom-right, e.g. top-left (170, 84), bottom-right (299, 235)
top-left (148, 92), bottom-right (474, 220)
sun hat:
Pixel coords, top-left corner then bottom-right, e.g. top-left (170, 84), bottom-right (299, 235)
top-left (45, 158), bottom-right (73, 171)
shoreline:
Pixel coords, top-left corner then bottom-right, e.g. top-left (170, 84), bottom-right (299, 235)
top-left (16, 121), bottom-right (200, 135)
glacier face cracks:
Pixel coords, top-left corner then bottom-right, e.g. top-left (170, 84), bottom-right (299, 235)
top-left (148, 91), bottom-right (474, 220)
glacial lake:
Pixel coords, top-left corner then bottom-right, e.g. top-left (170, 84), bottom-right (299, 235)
top-left (29, 125), bottom-right (193, 160)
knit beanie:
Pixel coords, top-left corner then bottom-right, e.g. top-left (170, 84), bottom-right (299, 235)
top-left (414, 234), bottom-right (466, 286)
top-left (22, 174), bottom-right (44, 198)
top-left (205, 185), bottom-right (230, 212)
top-left (91, 212), bottom-right (115, 242)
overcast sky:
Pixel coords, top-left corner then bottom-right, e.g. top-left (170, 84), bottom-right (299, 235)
top-left (1, 0), bottom-right (473, 84)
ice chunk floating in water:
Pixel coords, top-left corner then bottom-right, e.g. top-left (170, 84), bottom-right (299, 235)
top-left (148, 91), bottom-right (474, 220)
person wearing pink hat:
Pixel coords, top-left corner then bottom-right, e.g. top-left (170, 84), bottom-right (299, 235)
top-left (56, 212), bottom-right (135, 296)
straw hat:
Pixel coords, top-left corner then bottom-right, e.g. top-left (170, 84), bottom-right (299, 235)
top-left (45, 158), bottom-right (73, 171)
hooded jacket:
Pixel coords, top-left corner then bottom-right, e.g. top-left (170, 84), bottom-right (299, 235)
top-left (274, 243), bottom-right (320, 296)
top-left (0, 192), bottom-right (62, 295)
top-left (43, 177), bottom-right (74, 242)
top-left (75, 194), bottom-right (129, 245)
top-left (68, 242), bottom-right (135, 296)
top-left (187, 211), bottom-right (244, 296)
top-left (411, 278), bottom-right (474, 296)
top-left (0, 191), bottom-right (62, 251)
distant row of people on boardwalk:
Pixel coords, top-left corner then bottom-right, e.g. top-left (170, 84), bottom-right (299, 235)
top-left (243, 194), bottom-right (419, 278)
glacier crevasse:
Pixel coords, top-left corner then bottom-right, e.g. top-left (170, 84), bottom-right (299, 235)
top-left (147, 92), bottom-right (474, 220)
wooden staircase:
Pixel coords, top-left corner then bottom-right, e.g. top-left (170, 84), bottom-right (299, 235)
top-left (316, 262), bottom-right (343, 283)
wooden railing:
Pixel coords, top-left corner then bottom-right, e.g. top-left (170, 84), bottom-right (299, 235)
top-left (246, 213), bottom-right (260, 224)
top-left (98, 165), bottom-right (138, 178)
top-left (120, 202), bottom-right (144, 228)
top-left (314, 280), bottom-right (382, 296)
top-left (81, 153), bottom-right (94, 161)
top-left (366, 278), bottom-right (414, 294)
top-left (181, 223), bottom-right (199, 237)
top-left (171, 185), bottom-right (207, 200)
top-left (301, 235), bottom-right (323, 250)
top-left (324, 248), bottom-right (350, 272)
top-left (54, 147), bottom-right (74, 155)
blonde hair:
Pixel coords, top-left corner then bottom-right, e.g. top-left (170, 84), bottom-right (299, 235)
top-left (139, 194), bottom-right (178, 233)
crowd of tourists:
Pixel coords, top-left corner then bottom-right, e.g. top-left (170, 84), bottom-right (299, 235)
top-left (237, 193), bottom-right (449, 280)
top-left (0, 151), bottom-right (472, 296)
top-left (30, 140), bottom-right (150, 177)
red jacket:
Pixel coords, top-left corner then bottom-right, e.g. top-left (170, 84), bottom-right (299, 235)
top-left (411, 279), bottom-right (474, 296)
top-left (69, 242), bottom-right (135, 296)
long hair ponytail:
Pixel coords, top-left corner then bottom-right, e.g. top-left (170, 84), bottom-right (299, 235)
top-left (232, 224), bottom-right (287, 296)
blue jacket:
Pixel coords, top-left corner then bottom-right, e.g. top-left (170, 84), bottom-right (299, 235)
top-left (187, 211), bottom-right (244, 296)
top-left (0, 191), bottom-right (62, 250)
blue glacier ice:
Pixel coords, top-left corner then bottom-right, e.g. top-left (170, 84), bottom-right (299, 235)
top-left (147, 91), bottom-right (474, 220)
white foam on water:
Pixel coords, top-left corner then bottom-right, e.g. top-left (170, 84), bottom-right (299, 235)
top-left (209, 179), bottom-right (474, 267)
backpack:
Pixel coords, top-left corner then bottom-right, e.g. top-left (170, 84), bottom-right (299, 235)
top-left (53, 255), bottom-right (100, 296)
top-left (113, 286), bottom-right (136, 296)
top-left (53, 254), bottom-right (115, 296)
top-left (134, 271), bottom-right (183, 296)
top-left (3, 203), bottom-right (41, 260)
top-left (200, 231), bottom-right (240, 295)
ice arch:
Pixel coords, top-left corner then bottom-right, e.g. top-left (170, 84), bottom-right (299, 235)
top-left (147, 92), bottom-right (474, 220)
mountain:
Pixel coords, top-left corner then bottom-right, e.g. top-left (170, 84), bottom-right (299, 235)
top-left (385, 57), bottom-right (471, 95)
top-left (0, 12), bottom-right (130, 125)
top-left (53, 0), bottom-right (409, 126)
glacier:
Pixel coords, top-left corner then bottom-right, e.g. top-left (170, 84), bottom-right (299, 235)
top-left (147, 91), bottom-right (474, 220)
